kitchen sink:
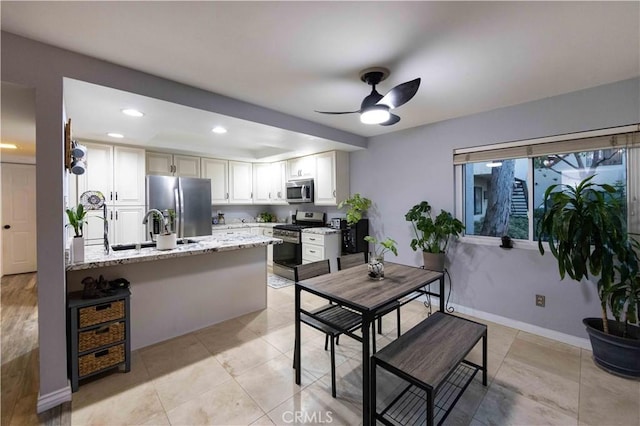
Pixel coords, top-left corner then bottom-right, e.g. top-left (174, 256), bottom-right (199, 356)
top-left (111, 239), bottom-right (198, 251)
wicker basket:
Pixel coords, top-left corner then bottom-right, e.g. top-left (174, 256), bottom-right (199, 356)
top-left (79, 300), bottom-right (125, 328)
top-left (79, 344), bottom-right (125, 377)
top-left (78, 322), bottom-right (125, 353)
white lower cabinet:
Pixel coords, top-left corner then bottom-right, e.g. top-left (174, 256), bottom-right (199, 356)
top-left (84, 206), bottom-right (145, 246)
top-left (301, 232), bottom-right (342, 273)
top-left (264, 227), bottom-right (274, 267)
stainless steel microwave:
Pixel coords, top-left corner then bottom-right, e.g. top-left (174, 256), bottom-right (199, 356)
top-left (286, 179), bottom-right (314, 203)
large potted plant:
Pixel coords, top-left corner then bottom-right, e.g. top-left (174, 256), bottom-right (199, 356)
top-left (66, 204), bottom-right (87, 263)
top-left (405, 201), bottom-right (464, 272)
top-left (538, 175), bottom-right (640, 377)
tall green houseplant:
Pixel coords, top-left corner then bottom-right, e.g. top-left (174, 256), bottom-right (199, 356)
top-left (66, 204), bottom-right (87, 237)
top-left (537, 175), bottom-right (640, 376)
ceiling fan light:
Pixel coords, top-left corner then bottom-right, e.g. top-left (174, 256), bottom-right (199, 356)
top-left (360, 106), bottom-right (390, 124)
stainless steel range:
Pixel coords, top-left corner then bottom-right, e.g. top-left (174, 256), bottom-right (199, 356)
top-left (272, 211), bottom-right (326, 281)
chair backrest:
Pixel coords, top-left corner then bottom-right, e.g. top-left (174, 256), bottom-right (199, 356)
top-left (337, 252), bottom-right (366, 271)
top-left (294, 259), bottom-right (331, 282)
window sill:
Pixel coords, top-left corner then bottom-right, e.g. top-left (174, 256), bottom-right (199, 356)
top-left (458, 236), bottom-right (547, 251)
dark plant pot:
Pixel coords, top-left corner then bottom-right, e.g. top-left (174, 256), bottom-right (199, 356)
top-left (583, 318), bottom-right (640, 378)
top-left (423, 252), bottom-right (445, 272)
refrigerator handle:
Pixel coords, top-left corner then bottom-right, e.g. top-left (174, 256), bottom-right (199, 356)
top-left (175, 187), bottom-right (183, 237)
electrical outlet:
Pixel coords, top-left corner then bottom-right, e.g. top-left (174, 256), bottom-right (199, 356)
top-left (536, 294), bottom-right (545, 307)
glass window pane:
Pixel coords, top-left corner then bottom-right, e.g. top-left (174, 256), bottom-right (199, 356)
top-left (464, 158), bottom-right (529, 239)
top-left (533, 149), bottom-right (627, 241)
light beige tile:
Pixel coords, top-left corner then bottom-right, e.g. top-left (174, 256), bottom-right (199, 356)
top-left (267, 381), bottom-right (362, 425)
top-left (216, 337), bottom-right (282, 376)
top-left (453, 379), bottom-right (489, 418)
top-left (261, 322), bottom-right (325, 353)
top-left (139, 411), bottom-right (171, 425)
top-left (235, 353), bottom-right (316, 412)
top-left (493, 357), bottom-right (579, 417)
top-left (442, 408), bottom-right (474, 426)
top-left (317, 357), bottom-right (364, 405)
top-left (152, 355), bottom-right (233, 410)
top-left (578, 350), bottom-right (640, 425)
top-left (166, 379), bottom-right (264, 426)
top-left (195, 318), bottom-right (262, 355)
top-left (475, 382), bottom-right (578, 425)
top-left (506, 332), bottom-right (581, 382)
top-left (284, 336), bottom-right (350, 380)
top-left (465, 342), bottom-right (502, 385)
top-left (251, 414), bottom-right (276, 425)
top-left (138, 333), bottom-right (211, 379)
top-left (237, 308), bottom-right (294, 336)
top-left (71, 382), bottom-right (165, 426)
top-left (485, 322), bottom-right (518, 360)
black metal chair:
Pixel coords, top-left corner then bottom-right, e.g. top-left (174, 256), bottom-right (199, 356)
top-left (337, 253), bottom-right (402, 338)
top-left (294, 259), bottom-right (364, 397)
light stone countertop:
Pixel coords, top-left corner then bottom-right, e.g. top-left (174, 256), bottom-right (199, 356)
top-left (302, 227), bottom-right (342, 235)
top-left (211, 222), bottom-right (285, 230)
top-left (66, 234), bottom-right (283, 272)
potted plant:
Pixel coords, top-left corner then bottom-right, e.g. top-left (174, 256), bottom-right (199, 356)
top-left (364, 236), bottom-right (398, 280)
top-left (538, 175), bottom-right (640, 377)
top-left (338, 193), bottom-right (372, 226)
top-left (405, 201), bottom-right (464, 272)
top-left (66, 204), bottom-right (87, 263)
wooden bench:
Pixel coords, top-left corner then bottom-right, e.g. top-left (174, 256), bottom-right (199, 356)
top-left (371, 312), bottom-right (487, 426)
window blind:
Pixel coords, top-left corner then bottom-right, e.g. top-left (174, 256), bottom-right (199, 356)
top-left (453, 126), bottom-right (639, 165)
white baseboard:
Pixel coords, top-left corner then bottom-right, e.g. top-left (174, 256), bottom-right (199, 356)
top-left (415, 294), bottom-right (592, 350)
top-left (37, 383), bottom-right (72, 413)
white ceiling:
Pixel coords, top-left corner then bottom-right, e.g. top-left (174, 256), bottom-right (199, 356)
top-left (1, 2), bottom-right (639, 159)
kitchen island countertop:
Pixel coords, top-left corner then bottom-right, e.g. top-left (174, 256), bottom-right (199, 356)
top-left (302, 227), bottom-right (342, 235)
top-left (66, 234), bottom-right (282, 272)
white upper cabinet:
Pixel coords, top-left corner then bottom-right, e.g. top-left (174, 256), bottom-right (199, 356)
top-left (287, 155), bottom-right (316, 180)
top-left (228, 161), bottom-right (253, 204)
top-left (201, 158), bottom-right (229, 204)
top-left (78, 142), bottom-right (145, 206)
top-left (83, 206), bottom-right (146, 246)
top-left (146, 152), bottom-right (200, 177)
top-left (314, 151), bottom-right (350, 206)
top-left (253, 161), bottom-right (287, 205)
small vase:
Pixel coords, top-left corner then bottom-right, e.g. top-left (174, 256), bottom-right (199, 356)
top-left (156, 233), bottom-right (177, 250)
top-left (368, 254), bottom-right (384, 280)
top-left (71, 236), bottom-right (84, 264)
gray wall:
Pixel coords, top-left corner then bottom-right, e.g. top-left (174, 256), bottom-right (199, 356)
top-left (350, 77), bottom-right (640, 338)
top-left (0, 31), bottom-right (364, 406)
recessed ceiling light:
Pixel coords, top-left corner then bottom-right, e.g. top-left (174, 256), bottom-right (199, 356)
top-left (212, 126), bottom-right (227, 134)
top-left (107, 133), bottom-right (124, 139)
top-left (122, 108), bottom-right (144, 117)
top-left (0, 143), bottom-right (17, 149)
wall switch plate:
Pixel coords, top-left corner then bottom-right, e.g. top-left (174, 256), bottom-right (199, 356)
top-left (536, 294), bottom-right (545, 307)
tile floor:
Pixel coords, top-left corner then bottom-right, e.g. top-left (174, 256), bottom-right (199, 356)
top-left (68, 286), bottom-right (640, 425)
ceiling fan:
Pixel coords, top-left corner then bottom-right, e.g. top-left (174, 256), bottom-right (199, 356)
top-left (315, 67), bottom-right (421, 126)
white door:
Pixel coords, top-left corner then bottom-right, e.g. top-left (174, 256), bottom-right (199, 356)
top-left (201, 158), bottom-right (229, 204)
top-left (113, 206), bottom-right (145, 244)
top-left (174, 155), bottom-right (200, 177)
top-left (1, 163), bottom-right (37, 275)
top-left (229, 161), bottom-right (253, 204)
top-left (315, 151), bottom-right (337, 205)
top-left (252, 163), bottom-right (272, 204)
top-left (114, 146), bottom-right (146, 205)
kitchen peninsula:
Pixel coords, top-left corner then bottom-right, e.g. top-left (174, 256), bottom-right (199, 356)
top-left (66, 233), bottom-right (282, 350)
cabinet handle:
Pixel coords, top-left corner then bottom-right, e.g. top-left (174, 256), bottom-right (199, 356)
top-left (110, 211), bottom-right (113, 220)
top-left (277, 191), bottom-right (281, 198)
top-left (269, 192), bottom-right (271, 199)
top-left (251, 192), bottom-right (253, 198)
top-left (309, 238), bottom-right (316, 241)
top-left (310, 250), bottom-right (316, 253)
top-left (115, 211), bottom-right (119, 220)
top-left (226, 193), bottom-right (229, 199)
top-left (94, 349), bottom-right (110, 358)
top-left (333, 190), bottom-right (336, 197)
top-left (95, 325), bottom-right (111, 335)
top-left (95, 302), bottom-right (112, 311)
top-left (110, 191), bottom-right (113, 201)
top-left (115, 192), bottom-right (118, 201)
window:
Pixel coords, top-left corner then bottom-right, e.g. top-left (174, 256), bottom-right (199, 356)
top-left (455, 127), bottom-right (639, 242)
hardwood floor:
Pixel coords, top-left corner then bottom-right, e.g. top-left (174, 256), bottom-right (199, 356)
top-left (1, 273), bottom-right (70, 426)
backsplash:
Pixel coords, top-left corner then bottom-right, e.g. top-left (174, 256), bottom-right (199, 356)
top-left (211, 205), bottom-right (344, 225)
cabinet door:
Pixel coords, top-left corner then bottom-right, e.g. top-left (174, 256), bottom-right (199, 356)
top-left (174, 155), bottom-right (200, 177)
top-left (114, 146), bottom-right (146, 205)
top-left (252, 163), bottom-right (272, 204)
top-left (146, 152), bottom-right (174, 176)
top-left (270, 161), bottom-right (287, 204)
top-left (315, 151), bottom-right (336, 205)
top-left (113, 206), bottom-right (146, 244)
top-left (201, 158), bottom-right (229, 204)
top-left (77, 143), bottom-right (113, 201)
top-left (83, 209), bottom-right (111, 247)
top-left (286, 155), bottom-right (316, 180)
top-left (228, 161), bottom-right (253, 204)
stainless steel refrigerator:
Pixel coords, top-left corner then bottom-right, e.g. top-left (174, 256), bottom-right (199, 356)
top-left (146, 175), bottom-right (212, 238)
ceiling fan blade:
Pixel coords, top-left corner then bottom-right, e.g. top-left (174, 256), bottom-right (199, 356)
top-left (379, 113), bottom-right (401, 126)
top-left (377, 78), bottom-right (421, 109)
top-left (314, 110), bottom-right (361, 115)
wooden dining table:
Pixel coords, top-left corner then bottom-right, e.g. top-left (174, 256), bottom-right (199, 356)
top-left (294, 262), bottom-right (444, 425)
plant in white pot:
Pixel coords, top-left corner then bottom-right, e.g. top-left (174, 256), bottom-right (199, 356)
top-left (66, 204), bottom-right (87, 263)
top-left (538, 175), bottom-right (640, 377)
top-left (364, 236), bottom-right (398, 280)
top-left (405, 201), bottom-right (464, 272)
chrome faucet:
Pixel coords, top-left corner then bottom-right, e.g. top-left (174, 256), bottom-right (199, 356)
top-left (142, 209), bottom-right (168, 231)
